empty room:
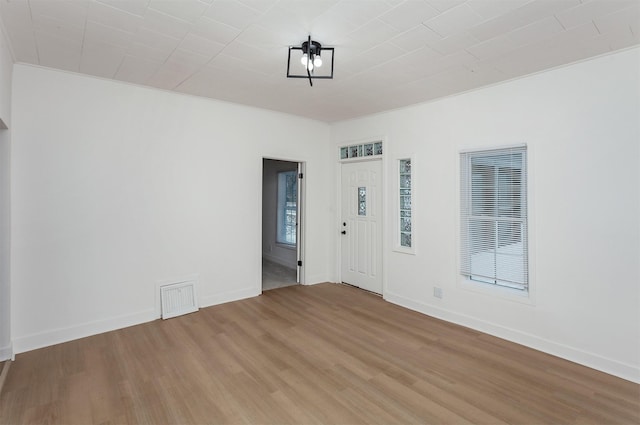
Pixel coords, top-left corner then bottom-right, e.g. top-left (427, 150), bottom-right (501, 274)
top-left (0, 0), bottom-right (639, 423)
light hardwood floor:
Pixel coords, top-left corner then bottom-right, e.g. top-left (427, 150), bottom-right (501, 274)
top-left (1, 283), bottom-right (638, 424)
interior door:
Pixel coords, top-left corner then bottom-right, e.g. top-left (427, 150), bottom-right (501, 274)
top-left (340, 160), bottom-right (382, 294)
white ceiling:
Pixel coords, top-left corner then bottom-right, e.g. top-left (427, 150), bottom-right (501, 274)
top-left (1, 0), bottom-right (638, 122)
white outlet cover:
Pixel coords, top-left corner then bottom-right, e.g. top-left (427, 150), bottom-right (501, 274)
top-left (434, 287), bottom-right (443, 299)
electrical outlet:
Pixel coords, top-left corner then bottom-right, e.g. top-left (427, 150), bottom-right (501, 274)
top-left (433, 287), bottom-right (443, 299)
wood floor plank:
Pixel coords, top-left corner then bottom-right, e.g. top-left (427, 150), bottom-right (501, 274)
top-left (1, 283), bottom-right (638, 424)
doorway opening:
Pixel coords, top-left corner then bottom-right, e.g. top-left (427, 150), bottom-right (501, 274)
top-left (262, 158), bottom-right (304, 291)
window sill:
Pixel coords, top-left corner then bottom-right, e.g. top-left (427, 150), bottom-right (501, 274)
top-left (459, 277), bottom-right (534, 305)
top-left (392, 246), bottom-right (415, 255)
top-left (275, 243), bottom-right (296, 250)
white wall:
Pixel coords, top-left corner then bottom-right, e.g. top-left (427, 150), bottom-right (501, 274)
top-left (0, 23), bottom-right (13, 361)
top-left (11, 64), bottom-right (332, 353)
top-left (331, 47), bottom-right (640, 383)
top-left (0, 25), bottom-right (11, 126)
top-left (262, 159), bottom-right (298, 269)
top-left (8, 44), bottom-right (639, 384)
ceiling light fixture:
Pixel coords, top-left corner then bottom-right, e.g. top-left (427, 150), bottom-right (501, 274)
top-left (287, 35), bottom-right (334, 87)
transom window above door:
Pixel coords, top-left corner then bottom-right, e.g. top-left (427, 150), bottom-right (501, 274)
top-left (339, 141), bottom-right (383, 160)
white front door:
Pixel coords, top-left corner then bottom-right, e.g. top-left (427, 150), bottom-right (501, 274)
top-left (340, 160), bottom-right (382, 294)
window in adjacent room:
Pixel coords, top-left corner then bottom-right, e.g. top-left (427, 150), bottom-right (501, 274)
top-left (460, 146), bottom-right (528, 291)
top-left (277, 170), bottom-right (297, 245)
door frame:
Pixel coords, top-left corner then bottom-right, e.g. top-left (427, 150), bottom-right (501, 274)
top-left (261, 156), bottom-right (306, 292)
top-left (335, 137), bottom-right (388, 296)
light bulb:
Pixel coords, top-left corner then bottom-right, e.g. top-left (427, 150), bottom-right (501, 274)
top-left (313, 55), bottom-right (322, 67)
top-left (307, 61), bottom-right (314, 71)
top-left (300, 53), bottom-right (308, 66)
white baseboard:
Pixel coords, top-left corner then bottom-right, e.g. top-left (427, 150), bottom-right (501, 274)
top-left (13, 287), bottom-right (262, 355)
top-left (304, 274), bottom-right (328, 285)
top-left (0, 343), bottom-right (12, 361)
top-left (198, 286), bottom-right (259, 309)
top-left (13, 309), bottom-right (157, 355)
top-left (384, 291), bottom-right (640, 384)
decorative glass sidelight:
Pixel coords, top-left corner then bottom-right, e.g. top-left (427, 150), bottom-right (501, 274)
top-left (399, 159), bottom-right (412, 248)
top-left (358, 187), bottom-right (366, 216)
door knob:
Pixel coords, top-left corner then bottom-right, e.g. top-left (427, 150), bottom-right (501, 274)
top-left (341, 230), bottom-right (346, 235)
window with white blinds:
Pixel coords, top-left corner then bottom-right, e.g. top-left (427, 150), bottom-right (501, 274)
top-left (460, 146), bottom-right (528, 291)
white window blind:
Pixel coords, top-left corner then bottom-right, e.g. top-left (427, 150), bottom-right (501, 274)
top-left (460, 146), bottom-right (528, 291)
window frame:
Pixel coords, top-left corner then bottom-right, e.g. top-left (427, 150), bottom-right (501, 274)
top-left (459, 145), bottom-right (529, 295)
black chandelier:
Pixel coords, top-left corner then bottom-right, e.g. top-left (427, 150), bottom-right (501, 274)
top-left (287, 35), bottom-right (334, 87)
